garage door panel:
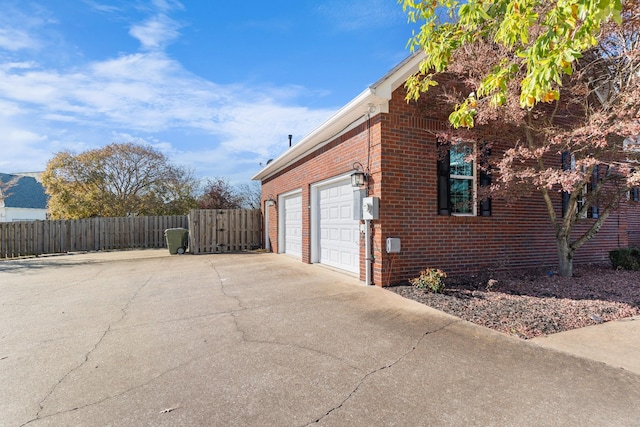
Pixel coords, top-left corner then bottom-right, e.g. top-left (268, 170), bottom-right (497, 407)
top-left (329, 206), bottom-right (339, 219)
top-left (283, 193), bottom-right (302, 258)
top-left (317, 179), bottom-right (359, 274)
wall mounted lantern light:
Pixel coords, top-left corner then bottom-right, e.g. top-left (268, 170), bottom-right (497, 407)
top-left (351, 162), bottom-right (367, 187)
top-left (265, 194), bottom-right (276, 207)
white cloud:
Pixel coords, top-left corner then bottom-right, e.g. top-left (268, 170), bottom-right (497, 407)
top-left (0, 28), bottom-right (40, 51)
top-left (0, 50), bottom-right (335, 179)
top-left (0, 2), bottom-right (52, 52)
top-left (151, 0), bottom-right (184, 13)
top-left (0, 1), bottom-right (338, 182)
top-left (0, 50), bottom-right (334, 147)
top-left (214, 101), bottom-right (333, 156)
top-left (0, 117), bottom-right (50, 173)
top-left (129, 14), bottom-right (182, 51)
top-left (82, 1), bottom-right (122, 14)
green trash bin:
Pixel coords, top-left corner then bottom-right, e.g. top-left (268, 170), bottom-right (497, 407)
top-left (165, 228), bottom-right (189, 255)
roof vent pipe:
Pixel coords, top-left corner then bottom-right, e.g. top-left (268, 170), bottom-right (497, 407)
top-left (288, 134), bottom-right (292, 147)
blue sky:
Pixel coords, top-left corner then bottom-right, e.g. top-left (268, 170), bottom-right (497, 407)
top-left (0, 0), bottom-right (417, 185)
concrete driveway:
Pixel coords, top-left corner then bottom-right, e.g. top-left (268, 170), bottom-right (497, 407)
top-left (1, 251), bottom-right (639, 426)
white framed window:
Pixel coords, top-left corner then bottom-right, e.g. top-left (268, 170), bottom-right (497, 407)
top-left (449, 145), bottom-right (476, 215)
top-left (438, 141), bottom-right (491, 216)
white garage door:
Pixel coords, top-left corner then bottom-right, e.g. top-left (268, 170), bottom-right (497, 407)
top-left (318, 180), bottom-right (359, 273)
top-left (282, 193), bottom-right (302, 258)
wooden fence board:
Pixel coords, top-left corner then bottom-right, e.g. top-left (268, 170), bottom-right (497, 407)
top-left (0, 210), bottom-right (262, 258)
top-left (0, 215), bottom-right (188, 258)
top-left (187, 209), bottom-right (262, 254)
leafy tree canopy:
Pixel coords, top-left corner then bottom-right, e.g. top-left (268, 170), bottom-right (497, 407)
top-left (43, 143), bottom-right (199, 219)
top-left (400, 0), bottom-right (631, 127)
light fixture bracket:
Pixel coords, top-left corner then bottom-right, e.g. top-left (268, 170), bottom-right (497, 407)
top-left (350, 162), bottom-right (367, 187)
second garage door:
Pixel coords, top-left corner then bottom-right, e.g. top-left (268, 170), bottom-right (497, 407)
top-left (317, 179), bottom-right (360, 274)
top-left (281, 192), bottom-right (302, 258)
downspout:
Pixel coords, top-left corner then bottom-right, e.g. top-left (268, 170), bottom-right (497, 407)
top-left (264, 200), bottom-right (270, 252)
top-left (364, 219), bottom-right (371, 285)
top-left (365, 108), bottom-right (373, 286)
top-left (264, 198), bottom-right (275, 252)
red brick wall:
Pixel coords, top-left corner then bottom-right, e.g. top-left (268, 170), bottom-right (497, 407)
top-left (376, 85), bottom-right (630, 285)
top-left (259, 84), bottom-right (636, 286)
top-left (624, 198), bottom-right (640, 247)
top-left (261, 118), bottom-right (377, 280)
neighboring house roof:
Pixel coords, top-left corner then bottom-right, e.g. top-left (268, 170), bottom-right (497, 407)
top-left (252, 51), bottom-right (426, 182)
top-left (0, 173), bottom-right (48, 209)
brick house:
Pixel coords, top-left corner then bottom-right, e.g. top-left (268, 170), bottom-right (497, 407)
top-left (252, 54), bottom-right (640, 286)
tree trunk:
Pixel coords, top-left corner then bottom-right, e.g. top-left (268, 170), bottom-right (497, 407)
top-left (557, 238), bottom-right (574, 277)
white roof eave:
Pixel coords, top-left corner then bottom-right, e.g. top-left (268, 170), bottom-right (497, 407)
top-left (252, 51), bottom-right (425, 182)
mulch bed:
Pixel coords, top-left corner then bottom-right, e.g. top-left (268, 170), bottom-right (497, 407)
top-left (388, 265), bottom-right (640, 339)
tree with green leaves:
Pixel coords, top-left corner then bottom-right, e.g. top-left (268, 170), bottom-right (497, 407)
top-left (43, 143), bottom-right (199, 219)
top-left (400, 0), bottom-right (640, 276)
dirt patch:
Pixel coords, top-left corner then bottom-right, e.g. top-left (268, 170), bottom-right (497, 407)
top-left (388, 265), bottom-right (640, 339)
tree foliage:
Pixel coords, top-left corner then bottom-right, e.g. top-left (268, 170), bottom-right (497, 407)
top-left (236, 181), bottom-right (262, 209)
top-left (198, 177), bottom-right (243, 209)
top-left (400, 0), bottom-right (640, 276)
top-left (43, 143), bottom-right (199, 219)
top-left (198, 178), bottom-right (261, 210)
top-left (401, 0), bottom-right (628, 124)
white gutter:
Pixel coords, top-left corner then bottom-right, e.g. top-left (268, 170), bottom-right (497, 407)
top-left (252, 88), bottom-right (385, 181)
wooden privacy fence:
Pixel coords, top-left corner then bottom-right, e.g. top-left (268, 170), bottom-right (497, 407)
top-left (188, 209), bottom-right (262, 254)
top-left (0, 215), bottom-right (188, 258)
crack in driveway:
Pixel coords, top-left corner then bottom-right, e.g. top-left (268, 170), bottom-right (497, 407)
top-left (20, 274), bottom-right (154, 427)
top-left (304, 319), bottom-right (461, 426)
top-left (210, 261), bottom-right (372, 371)
top-left (17, 352), bottom-right (213, 425)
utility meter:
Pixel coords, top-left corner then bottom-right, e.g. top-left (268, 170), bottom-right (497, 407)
top-left (386, 237), bottom-right (401, 253)
top-left (362, 196), bottom-right (379, 220)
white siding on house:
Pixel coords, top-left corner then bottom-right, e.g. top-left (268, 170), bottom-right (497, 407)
top-left (0, 207), bottom-right (47, 222)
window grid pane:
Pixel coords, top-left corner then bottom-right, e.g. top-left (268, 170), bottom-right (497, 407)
top-left (449, 145), bottom-right (475, 215)
top-left (450, 177), bottom-right (473, 214)
top-left (450, 147), bottom-right (473, 177)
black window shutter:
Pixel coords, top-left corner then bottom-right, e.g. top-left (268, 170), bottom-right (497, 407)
top-left (479, 170), bottom-right (492, 216)
top-left (479, 143), bottom-right (492, 216)
top-left (589, 165), bottom-right (599, 219)
top-left (437, 144), bottom-right (451, 215)
top-left (561, 151), bottom-right (570, 217)
top-left (634, 187), bottom-right (639, 202)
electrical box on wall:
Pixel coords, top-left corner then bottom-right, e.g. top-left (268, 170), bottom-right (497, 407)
top-left (362, 196), bottom-right (379, 220)
top-left (386, 237), bottom-right (401, 253)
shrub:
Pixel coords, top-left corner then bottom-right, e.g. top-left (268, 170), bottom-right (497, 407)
top-left (609, 247), bottom-right (640, 270)
top-left (410, 268), bottom-right (447, 293)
